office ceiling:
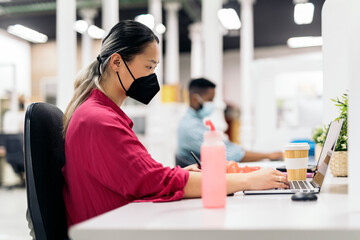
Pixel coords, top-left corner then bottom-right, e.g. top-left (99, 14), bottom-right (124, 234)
top-left (0, 0), bottom-right (325, 52)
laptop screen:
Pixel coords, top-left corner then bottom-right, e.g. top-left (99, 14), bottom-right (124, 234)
top-left (312, 119), bottom-right (344, 187)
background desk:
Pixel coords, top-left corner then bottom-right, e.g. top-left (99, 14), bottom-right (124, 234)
top-left (70, 167), bottom-right (360, 240)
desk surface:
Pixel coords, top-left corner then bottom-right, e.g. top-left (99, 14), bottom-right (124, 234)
top-left (70, 163), bottom-right (360, 240)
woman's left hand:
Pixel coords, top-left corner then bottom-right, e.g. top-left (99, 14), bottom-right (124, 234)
top-left (183, 164), bottom-right (201, 172)
top-left (268, 151), bottom-right (283, 161)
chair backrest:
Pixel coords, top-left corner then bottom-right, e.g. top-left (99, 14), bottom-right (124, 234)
top-left (24, 102), bottom-right (68, 240)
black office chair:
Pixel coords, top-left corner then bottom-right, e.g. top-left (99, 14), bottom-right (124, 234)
top-left (24, 102), bottom-right (69, 240)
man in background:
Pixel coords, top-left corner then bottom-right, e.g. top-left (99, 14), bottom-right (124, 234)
top-left (176, 78), bottom-right (282, 167)
top-left (2, 95), bottom-right (26, 188)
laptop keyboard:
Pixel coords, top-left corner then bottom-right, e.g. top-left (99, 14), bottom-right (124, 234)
top-left (290, 180), bottom-right (314, 192)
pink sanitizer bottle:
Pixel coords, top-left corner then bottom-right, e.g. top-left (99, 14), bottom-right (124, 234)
top-left (201, 120), bottom-right (227, 208)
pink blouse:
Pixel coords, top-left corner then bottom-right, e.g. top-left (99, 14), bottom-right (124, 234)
top-left (63, 89), bottom-right (189, 226)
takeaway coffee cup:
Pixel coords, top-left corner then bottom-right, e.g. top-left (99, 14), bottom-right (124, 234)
top-left (283, 143), bottom-right (310, 181)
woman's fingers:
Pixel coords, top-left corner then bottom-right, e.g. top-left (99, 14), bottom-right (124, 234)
top-left (274, 170), bottom-right (289, 185)
top-left (183, 164), bottom-right (201, 172)
top-left (245, 167), bottom-right (291, 190)
top-left (275, 175), bottom-right (289, 185)
top-left (274, 182), bottom-right (289, 189)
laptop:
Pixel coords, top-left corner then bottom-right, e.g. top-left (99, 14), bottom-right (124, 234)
top-left (243, 119), bottom-right (344, 195)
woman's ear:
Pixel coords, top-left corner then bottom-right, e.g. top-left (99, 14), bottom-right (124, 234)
top-left (109, 53), bottom-right (122, 72)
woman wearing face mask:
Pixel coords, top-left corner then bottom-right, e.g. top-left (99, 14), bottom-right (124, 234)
top-left (63, 20), bottom-right (288, 227)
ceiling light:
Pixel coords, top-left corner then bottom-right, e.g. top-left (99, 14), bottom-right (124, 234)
top-left (74, 20), bottom-right (88, 34)
top-left (218, 8), bottom-right (241, 30)
top-left (87, 25), bottom-right (106, 39)
top-left (294, 2), bottom-right (314, 25)
top-left (7, 24), bottom-right (48, 43)
top-left (135, 14), bottom-right (155, 30)
top-left (287, 36), bottom-right (322, 48)
top-left (155, 23), bottom-right (166, 35)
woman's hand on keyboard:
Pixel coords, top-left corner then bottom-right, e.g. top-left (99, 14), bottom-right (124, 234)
top-left (245, 168), bottom-right (289, 190)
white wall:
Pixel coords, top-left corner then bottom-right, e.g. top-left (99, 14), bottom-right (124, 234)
top-left (0, 29), bottom-right (31, 98)
top-left (323, 0), bottom-right (360, 212)
top-left (322, 3), bottom-right (350, 124)
top-left (251, 52), bottom-right (323, 152)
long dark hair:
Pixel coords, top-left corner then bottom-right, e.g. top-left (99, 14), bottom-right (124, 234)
top-left (63, 20), bottom-right (159, 136)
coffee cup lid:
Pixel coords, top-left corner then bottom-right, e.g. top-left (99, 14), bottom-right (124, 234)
top-left (284, 143), bottom-right (310, 151)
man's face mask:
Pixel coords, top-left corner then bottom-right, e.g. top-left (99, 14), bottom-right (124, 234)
top-left (116, 57), bottom-right (160, 105)
top-left (195, 94), bottom-right (215, 118)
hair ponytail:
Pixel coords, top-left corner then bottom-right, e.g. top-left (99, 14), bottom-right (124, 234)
top-left (62, 60), bottom-right (102, 137)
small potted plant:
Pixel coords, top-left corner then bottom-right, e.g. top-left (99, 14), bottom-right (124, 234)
top-left (329, 93), bottom-right (348, 177)
top-left (311, 125), bottom-right (327, 162)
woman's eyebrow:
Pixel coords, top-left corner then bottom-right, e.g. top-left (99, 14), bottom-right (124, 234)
top-left (147, 59), bottom-right (159, 64)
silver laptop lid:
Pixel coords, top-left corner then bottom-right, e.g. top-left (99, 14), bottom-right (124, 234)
top-left (312, 119), bottom-right (344, 188)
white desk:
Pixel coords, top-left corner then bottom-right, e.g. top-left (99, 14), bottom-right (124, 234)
top-left (69, 175), bottom-right (360, 240)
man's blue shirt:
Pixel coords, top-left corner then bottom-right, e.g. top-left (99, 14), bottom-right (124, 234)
top-left (176, 108), bottom-right (245, 164)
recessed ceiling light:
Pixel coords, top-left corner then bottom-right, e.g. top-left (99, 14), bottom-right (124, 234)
top-left (73, 20), bottom-right (88, 34)
top-left (294, 2), bottom-right (315, 25)
top-left (135, 14), bottom-right (155, 30)
top-left (155, 23), bottom-right (166, 35)
top-left (87, 25), bottom-right (105, 39)
top-left (218, 8), bottom-right (241, 30)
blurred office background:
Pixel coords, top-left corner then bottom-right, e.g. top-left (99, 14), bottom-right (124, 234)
top-left (0, 0), bottom-right (325, 239)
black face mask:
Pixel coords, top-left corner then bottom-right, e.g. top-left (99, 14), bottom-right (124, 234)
top-left (116, 60), bottom-right (160, 105)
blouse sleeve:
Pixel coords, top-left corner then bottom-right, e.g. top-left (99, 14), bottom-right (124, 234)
top-left (84, 114), bottom-right (189, 203)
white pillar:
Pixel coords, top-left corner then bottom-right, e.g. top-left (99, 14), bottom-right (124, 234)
top-left (56, 0), bottom-right (76, 111)
top-left (146, 0), bottom-right (171, 168)
top-left (164, 2), bottom-right (181, 85)
top-left (239, 0), bottom-right (255, 149)
top-left (202, 0), bottom-right (222, 97)
top-left (202, 0), bottom-right (227, 132)
top-left (322, 0), bottom-right (360, 211)
top-left (149, 0), bottom-right (163, 86)
top-left (188, 22), bottom-right (203, 78)
top-left (102, 0), bottom-right (119, 34)
top-left (80, 8), bottom-right (98, 69)
top-left (322, 4), bottom-right (349, 125)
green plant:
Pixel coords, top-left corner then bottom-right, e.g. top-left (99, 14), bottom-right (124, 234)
top-left (312, 125), bottom-right (328, 146)
top-left (312, 93), bottom-right (348, 151)
top-left (331, 93), bottom-right (348, 151)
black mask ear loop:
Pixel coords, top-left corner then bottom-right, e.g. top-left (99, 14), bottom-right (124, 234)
top-left (122, 59), bottom-right (136, 80)
top-left (116, 72), bottom-right (128, 94)
top-left (116, 56), bottom-right (136, 94)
